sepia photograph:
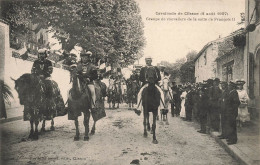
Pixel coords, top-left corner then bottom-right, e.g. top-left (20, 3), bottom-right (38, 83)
top-left (0, 0), bottom-right (259, 164)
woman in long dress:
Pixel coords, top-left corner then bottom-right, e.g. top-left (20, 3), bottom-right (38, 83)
top-left (180, 88), bottom-right (187, 119)
top-left (236, 80), bottom-right (250, 127)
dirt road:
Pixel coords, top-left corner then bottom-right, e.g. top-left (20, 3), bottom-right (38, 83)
top-left (0, 106), bottom-right (238, 165)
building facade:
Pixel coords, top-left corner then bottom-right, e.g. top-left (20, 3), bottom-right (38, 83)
top-left (194, 42), bottom-right (219, 82)
top-left (245, 0), bottom-right (260, 118)
top-left (216, 29), bottom-right (245, 83)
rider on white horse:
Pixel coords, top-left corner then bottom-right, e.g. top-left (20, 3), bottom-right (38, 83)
top-left (135, 56), bottom-right (165, 113)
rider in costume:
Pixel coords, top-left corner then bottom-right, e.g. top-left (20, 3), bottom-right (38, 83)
top-left (31, 49), bottom-right (53, 79)
top-left (135, 56), bottom-right (165, 112)
top-left (75, 51), bottom-right (98, 108)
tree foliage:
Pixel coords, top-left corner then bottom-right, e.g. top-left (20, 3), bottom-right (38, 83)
top-left (1, 0), bottom-right (145, 67)
top-left (179, 50), bottom-right (197, 83)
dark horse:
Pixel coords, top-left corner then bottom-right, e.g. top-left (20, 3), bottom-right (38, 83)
top-left (140, 83), bottom-right (161, 144)
top-left (12, 74), bottom-right (65, 140)
top-left (126, 78), bottom-right (140, 109)
top-left (41, 78), bottom-right (65, 132)
top-left (107, 78), bottom-right (122, 109)
top-left (68, 70), bottom-right (96, 141)
top-left (12, 74), bottom-right (45, 140)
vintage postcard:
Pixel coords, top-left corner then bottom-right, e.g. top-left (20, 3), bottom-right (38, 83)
top-left (0, 0), bottom-right (259, 164)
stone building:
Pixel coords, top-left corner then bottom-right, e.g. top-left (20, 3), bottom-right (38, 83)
top-left (194, 39), bottom-right (221, 82)
top-left (216, 29), bottom-right (245, 82)
top-left (244, 0), bottom-right (260, 118)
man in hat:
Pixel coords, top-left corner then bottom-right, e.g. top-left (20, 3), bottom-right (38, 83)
top-left (226, 81), bottom-right (240, 145)
top-left (197, 82), bottom-right (209, 133)
top-left (208, 78), bottom-right (222, 132)
top-left (218, 81), bottom-right (229, 139)
top-left (74, 51), bottom-right (98, 108)
top-left (31, 49), bottom-right (53, 79)
top-left (171, 81), bottom-right (182, 117)
top-left (135, 56), bottom-right (164, 113)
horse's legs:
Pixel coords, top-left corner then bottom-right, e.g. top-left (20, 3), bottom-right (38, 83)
top-left (33, 121), bottom-right (39, 140)
top-left (50, 119), bottom-right (55, 131)
top-left (83, 111), bottom-right (90, 141)
top-left (29, 120), bottom-right (34, 139)
top-left (112, 101), bottom-right (115, 109)
top-left (117, 102), bottom-right (119, 109)
top-left (74, 118), bottom-right (80, 141)
top-left (152, 111), bottom-right (158, 144)
top-left (147, 112), bottom-right (151, 132)
top-left (91, 121), bottom-right (96, 135)
top-left (143, 110), bottom-right (148, 137)
top-left (41, 120), bottom-right (46, 132)
top-left (109, 102), bottom-right (111, 109)
top-left (166, 113), bottom-right (169, 125)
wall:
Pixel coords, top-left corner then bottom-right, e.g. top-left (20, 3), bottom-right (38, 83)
top-left (0, 21), bottom-right (9, 81)
top-left (245, 0), bottom-right (260, 117)
top-left (195, 43), bottom-right (218, 82)
top-left (4, 57), bottom-right (71, 109)
top-left (216, 48), bottom-right (244, 81)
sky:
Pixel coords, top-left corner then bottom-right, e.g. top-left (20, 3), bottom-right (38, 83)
top-left (136, 0), bottom-right (245, 65)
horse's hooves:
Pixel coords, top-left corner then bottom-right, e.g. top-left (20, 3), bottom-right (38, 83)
top-left (50, 126), bottom-right (55, 131)
top-left (74, 136), bottom-right (80, 141)
top-left (143, 132), bottom-right (148, 138)
top-left (41, 128), bottom-right (46, 133)
top-left (33, 133), bottom-right (39, 140)
top-left (152, 140), bottom-right (158, 144)
top-left (28, 134), bottom-right (33, 139)
top-left (134, 109), bottom-right (141, 116)
top-left (90, 130), bottom-right (95, 135)
top-left (147, 127), bottom-right (151, 132)
top-left (84, 136), bottom-right (89, 141)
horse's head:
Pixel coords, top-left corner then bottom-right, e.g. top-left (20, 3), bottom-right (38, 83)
top-left (11, 74), bottom-right (40, 104)
top-left (161, 77), bottom-right (170, 91)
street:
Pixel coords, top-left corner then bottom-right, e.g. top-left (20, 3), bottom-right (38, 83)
top-left (0, 105), bottom-right (238, 165)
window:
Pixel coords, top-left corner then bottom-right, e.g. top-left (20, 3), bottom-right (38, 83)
top-left (222, 60), bottom-right (234, 82)
top-left (204, 52), bottom-right (207, 65)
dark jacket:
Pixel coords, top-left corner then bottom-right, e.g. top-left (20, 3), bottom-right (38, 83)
top-left (220, 89), bottom-right (229, 114)
top-left (185, 90), bottom-right (193, 107)
top-left (139, 66), bottom-right (161, 85)
top-left (76, 62), bottom-right (98, 83)
top-left (208, 86), bottom-right (222, 108)
top-left (31, 59), bottom-right (53, 78)
top-left (197, 90), bottom-right (208, 116)
top-left (171, 86), bottom-right (181, 103)
top-left (226, 89), bottom-right (240, 117)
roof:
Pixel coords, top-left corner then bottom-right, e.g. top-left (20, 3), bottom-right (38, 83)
top-left (193, 42), bottom-right (213, 62)
top-left (194, 28), bottom-right (245, 62)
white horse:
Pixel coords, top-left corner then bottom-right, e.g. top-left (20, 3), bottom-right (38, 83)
top-left (160, 75), bottom-right (173, 123)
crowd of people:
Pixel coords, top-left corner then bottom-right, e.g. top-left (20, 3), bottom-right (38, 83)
top-left (170, 78), bottom-right (250, 145)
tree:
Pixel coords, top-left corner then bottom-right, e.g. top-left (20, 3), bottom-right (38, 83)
top-left (1, 0), bottom-right (145, 67)
top-left (186, 50), bottom-right (197, 62)
top-left (179, 50), bottom-right (197, 83)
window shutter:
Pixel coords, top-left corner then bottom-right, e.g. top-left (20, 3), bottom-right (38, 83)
top-left (249, 53), bottom-right (255, 99)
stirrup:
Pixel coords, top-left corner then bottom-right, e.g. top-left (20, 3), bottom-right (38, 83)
top-left (133, 108), bottom-right (141, 116)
